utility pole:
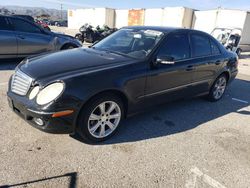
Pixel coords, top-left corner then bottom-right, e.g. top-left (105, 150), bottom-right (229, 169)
top-left (60, 3), bottom-right (63, 20)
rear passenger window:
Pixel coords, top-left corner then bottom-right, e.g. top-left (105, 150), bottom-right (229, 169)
top-left (158, 34), bottom-right (190, 61)
top-left (0, 17), bottom-right (11, 30)
top-left (191, 34), bottom-right (211, 57)
top-left (210, 39), bottom-right (221, 55)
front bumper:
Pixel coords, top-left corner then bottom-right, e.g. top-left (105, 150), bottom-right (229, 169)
top-left (7, 92), bottom-right (75, 134)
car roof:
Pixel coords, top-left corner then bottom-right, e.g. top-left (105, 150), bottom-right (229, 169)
top-left (122, 26), bottom-right (190, 33)
top-left (122, 26), bottom-right (211, 36)
top-left (0, 14), bottom-right (35, 23)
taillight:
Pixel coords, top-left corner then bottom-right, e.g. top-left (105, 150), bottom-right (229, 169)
top-left (236, 57), bottom-right (239, 68)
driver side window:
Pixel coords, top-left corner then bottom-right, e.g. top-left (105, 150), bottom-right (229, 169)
top-left (10, 18), bottom-right (42, 34)
top-left (158, 34), bottom-right (190, 61)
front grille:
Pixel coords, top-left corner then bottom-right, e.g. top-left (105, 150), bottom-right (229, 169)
top-left (11, 70), bottom-right (33, 96)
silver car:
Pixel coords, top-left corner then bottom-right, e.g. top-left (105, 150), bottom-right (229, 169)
top-left (0, 15), bottom-right (82, 59)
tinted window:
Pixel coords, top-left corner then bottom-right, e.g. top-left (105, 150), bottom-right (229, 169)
top-left (0, 17), bottom-right (11, 30)
top-left (94, 29), bottom-right (164, 59)
top-left (158, 34), bottom-right (190, 61)
top-left (210, 39), bottom-right (221, 55)
top-left (10, 18), bottom-right (41, 33)
top-left (191, 34), bottom-right (211, 57)
top-left (113, 36), bottom-right (133, 47)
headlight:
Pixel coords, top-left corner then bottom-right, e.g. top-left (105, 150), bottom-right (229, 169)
top-left (36, 82), bottom-right (64, 105)
top-left (29, 86), bottom-right (40, 100)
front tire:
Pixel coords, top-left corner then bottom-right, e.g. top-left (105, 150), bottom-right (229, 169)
top-left (61, 44), bottom-right (77, 50)
top-left (76, 94), bottom-right (124, 143)
top-left (208, 74), bottom-right (227, 102)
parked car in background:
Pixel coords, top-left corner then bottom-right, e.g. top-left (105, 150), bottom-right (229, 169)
top-left (7, 26), bottom-right (238, 142)
top-left (55, 20), bottom-right (68, 27)
top-left (0, 15), bottom-right (82, 59)
top-left (48, 20), bottom-right (56, 26)
top-left (35, 20), bottom-right (51, 31)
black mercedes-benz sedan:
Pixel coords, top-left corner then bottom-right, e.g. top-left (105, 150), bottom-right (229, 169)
top-left (7, 26), bottom-right (238, 142)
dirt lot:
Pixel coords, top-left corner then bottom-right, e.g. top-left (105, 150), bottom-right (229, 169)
top-left (0, 46), bottom-right (250, 187)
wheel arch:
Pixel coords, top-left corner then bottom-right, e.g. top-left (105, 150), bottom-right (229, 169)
top-left (60, 43), bottom-right (78, 50)
top-left (219, 71), bottom-right (230, 82)
top-left (73, 89), bottom-right (129, 130)
top-left (209, 70), bottom-right (230, 91)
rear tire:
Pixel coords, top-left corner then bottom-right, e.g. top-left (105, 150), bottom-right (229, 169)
top-left (207, 74), bottom-right (227, 102)
top-left (76, 94), bottom-right (124, 143)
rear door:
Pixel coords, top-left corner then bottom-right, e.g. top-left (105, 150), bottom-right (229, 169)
top-left (0, 16), bottom-right (17, 58)
top-left (9, 17), bottom-right (53, 57)
top-left (189, 32), bottom-right (224, 94)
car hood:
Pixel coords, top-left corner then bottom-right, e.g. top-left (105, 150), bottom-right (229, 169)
top-left (53, 32), bottom-right (74, 40)
top-left (19, 48), bottom-right (134, 80)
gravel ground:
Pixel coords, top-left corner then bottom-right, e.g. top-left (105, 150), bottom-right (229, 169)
top-left (0, 52), bottom-right (250, 187)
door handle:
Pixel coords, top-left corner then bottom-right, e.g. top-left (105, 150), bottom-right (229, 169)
top-left (186, 65), bottom-right (195, 71)
top-left (17, 35), bottom-right (25, 39)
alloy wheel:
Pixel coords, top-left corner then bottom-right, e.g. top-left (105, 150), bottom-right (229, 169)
top-left (213, 77), bottom-right (227, 100)
top-left (87, 101), bottom-right (121, 138)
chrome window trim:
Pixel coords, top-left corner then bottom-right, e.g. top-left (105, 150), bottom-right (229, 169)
top-left (139, 79), bottom-right (212, 99)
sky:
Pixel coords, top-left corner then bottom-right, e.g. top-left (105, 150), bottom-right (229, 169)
top-left (1, 0), bottom-right (250, 10)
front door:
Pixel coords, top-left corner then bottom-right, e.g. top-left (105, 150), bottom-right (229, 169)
top-left (9, 17), bottom-right (53, 57)
top-left (145, 32), bottom-right (196, 103)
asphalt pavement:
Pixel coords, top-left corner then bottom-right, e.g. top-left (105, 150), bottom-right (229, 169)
top-left (0, 56), bottom-right (250, 188)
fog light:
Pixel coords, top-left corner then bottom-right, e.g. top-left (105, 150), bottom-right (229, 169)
top-left (34, 118), bottom-right (44, 126)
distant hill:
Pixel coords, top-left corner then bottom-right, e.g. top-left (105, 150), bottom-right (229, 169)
top-left (0, 5), bottom-right (67, 20)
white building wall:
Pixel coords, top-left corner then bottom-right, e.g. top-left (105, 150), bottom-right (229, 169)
top-left (115, 9), bottom-right (129, 28)
top-left (193, 9), bottom-right (248, 33)
top-left (182, 8), bottom-right (194, 28)
top-left (144, 8), bottom-right (164, 26)
top-left (193, 9), bottom-right (250, 47)
top-left (162, 7), bottom-right (184, 27)
top-left (68, 9), bottom-right (95, 29)
top-left (105, 8), bottom-right (116, 28)
top-left (93, 8), bottom-right (106, 27)
top-left (192, 10), bottom-right (218, 33)
top-left (216, 9), bottom-right (246, 28)
top-left (68, 8), bottom-right (115, 29)
top-left (241, 12), bottom-right (250, 44)
top-left (162, 7), bottom-right (193, 28)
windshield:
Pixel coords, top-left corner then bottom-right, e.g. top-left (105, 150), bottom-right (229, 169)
top-left (93, 28), bottom-right (164, 59)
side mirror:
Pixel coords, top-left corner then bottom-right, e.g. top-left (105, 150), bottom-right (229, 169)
top-left (155, 56), bottom-right (175, 65)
